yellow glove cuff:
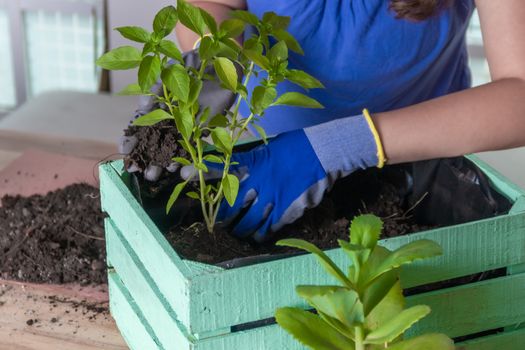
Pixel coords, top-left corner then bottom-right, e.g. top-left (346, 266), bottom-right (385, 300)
top-left (363, 108), bottom-right (387, 168)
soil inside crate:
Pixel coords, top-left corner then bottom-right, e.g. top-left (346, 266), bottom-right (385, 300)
top-left (162, 166), bottom-right (437, 265)
top-left (0, 184), bottom-right (107, 285)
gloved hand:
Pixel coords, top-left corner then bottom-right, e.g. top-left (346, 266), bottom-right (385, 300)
top-left (119, 49), bottom-right (237, 181)
top-left (212, 110), bottom-right (386, 242)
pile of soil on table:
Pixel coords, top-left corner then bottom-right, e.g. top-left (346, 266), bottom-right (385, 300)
top-left (164, 167), bottom-right (435, 265)
top-left (0, 184), bottom-right (106, 285)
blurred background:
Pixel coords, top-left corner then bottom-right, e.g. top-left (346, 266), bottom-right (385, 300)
top-left (0, 0), bottom-right (522, 187)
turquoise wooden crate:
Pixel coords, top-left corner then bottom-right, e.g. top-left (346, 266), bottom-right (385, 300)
top-left (100, 155), bottom-right (525, 349)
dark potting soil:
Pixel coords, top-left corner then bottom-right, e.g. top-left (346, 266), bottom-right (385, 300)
top-left (0, 184), bottom-right (106, 285)
top-left (164, 167), bottom-right (436, 265)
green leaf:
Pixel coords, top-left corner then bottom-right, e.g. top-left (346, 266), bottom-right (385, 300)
top-left (273, 29), bottom-right (303, 55)
top-left (337, 240), bottom-right (370, 282)
top-left (386, 334), bottom-right (454, 350)
top-left (188, 78), bottom-right (203, 106)
top-left (286, 69), bottom-right (324, 89)
top-left (350, 214), bottom-right (383, 250)
top-left (161, 64), bottom-right (190, 102)
top-left (177, 0), bottom-right (206, 37)
top-left (186, 191), bottom-right (200, 200)
top-left (364, 305), bottom-right (431, 345)
top-left (199, 8), bottom-right (217, 34)
top-left (272, 92), bottom-right (323, 109)
top-left (203, 154), bottom-right (223, 163)
top-left (262, 11), bottom-right (290, 31)
top-left (153, 5), bottom-right (178, 37)
top-left (275, 308), bottom-right (354, 350)
top-left (132, 109), bottom-right (173, 126)
top-left (277, 239), bottom-right (353, 287)
top-left (158, 40), bottom-right (183, 62)
top-left (96, 46), bottom-right (142, 70)
top-left (296, 286), bottom-right (364, 328)
top-left (211, 127), bottom-right (233, 154)
top-left (269, 40), bottom-right (288, 63)
top-left (142, 42), bottom-right (156, 56)
top-left (166, 181), bottom-right (188, 214)
top-left (253, 124), bottom-right (268, 144)
top-left (115, 26), bottom-right (151, 43)
top-left (219, 19), bottom-right (245, 38)
top-left (213, 57), bottom-right (238, 91)
top-left (230, 10), bottom-right (259, 26)
top-left (195, 162), bottom-right (209, 172)
top-left (117, 83), bottom-right (145, 96)
top-left (173, 109), bottom-right (194, 140)
top-left (251, 86), bottom-right (277, 115)
top-left (222, 174), bottom-right (239, 206)
top-left (198, 36), bottom-right (220, 60)
top-left (243, 49), bottom-right (270, 70)
top-left (365, 280), bottom-right (405, 334)
top-left (361, 248), bottom-right (399, 315)
top-left (172, 157), bottom-right (191, 166)
top-left (216, 40), bottom-right (240, 60)
top-left (208, 114), bottom-right (229, 128)
top-left (365, 240), bottom-right (443, 286)
top-left (138, 55), bottom-right (161, 92)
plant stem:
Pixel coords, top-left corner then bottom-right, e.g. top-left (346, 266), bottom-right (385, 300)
top-left (205, 60), bottom-right (257, 230)
top-left (355, 326), bottom-right (365, 350)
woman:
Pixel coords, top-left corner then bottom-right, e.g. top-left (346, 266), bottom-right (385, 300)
top-left (173, 0), bottom-right (525, 242)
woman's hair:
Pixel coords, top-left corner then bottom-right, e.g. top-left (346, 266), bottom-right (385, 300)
top-left (390, 0), bottom-right (452, 21)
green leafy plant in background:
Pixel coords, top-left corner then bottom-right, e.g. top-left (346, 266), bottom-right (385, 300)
top-left (96, 0), bottom-right (324, 233)
top-left (276, 214), bottom-right (455, 350)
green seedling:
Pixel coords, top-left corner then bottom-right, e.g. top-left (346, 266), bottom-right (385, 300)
top-left (275, 214), bottom-right (455, 350)
top-left (96, 0), bottom-right (324, 233)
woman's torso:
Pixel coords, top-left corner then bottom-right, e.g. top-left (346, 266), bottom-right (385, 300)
top-left (241, 0), bottom-right (476, 135)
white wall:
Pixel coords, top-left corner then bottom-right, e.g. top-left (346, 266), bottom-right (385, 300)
top-left (107, 0), bottom-right (178, 93)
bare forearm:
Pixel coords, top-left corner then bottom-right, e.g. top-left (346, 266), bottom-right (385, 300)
top-left (176, 0), bottom-right (245, 51)
top-left (373, 78), bottom-right (525, 164)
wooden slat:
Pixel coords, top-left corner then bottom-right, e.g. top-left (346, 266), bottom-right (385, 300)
top-left (106, 219), bottom-right (195, 349)
top-left (101, 158), bottom-right (525, 335)
top-left (99, 162), bottom-right (194, 326)
top-left (456, 328), bottom-right (525, 350)
top-left (407, 274), bottom-right (525, 338)
top-left (108, 272), bottom-right (164, 350)
top-left (189, 212), bottom-right (525, 335)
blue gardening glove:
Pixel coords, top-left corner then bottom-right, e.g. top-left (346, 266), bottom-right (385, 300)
top-left (120, 49), bottom-right (237, 181)
top-left (212, 110), bottom-right (386, 242)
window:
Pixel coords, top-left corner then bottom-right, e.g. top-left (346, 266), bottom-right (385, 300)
top-left (0, 9), bottom-right (16, 111)
top-left (0, 0), bottom-right (105, 111)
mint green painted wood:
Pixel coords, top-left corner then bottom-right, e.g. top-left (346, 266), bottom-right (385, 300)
top-left (106, 218), bottom-right (195, 349)
top-left (110, 265), bottom-right (525, 350)
top-left (108, 272), bottom-right (163, 350)
top-left (456, 328), bottom-right (525, 350)
top-left (100, 162), bottom-right (194, 326)
top-left (101, 157), bottom-right (525, 346)
top-left (406, 273), bottom-right (525, 338)
top-left (188, 212), bottom-right (525, 335)
top-left (100, 159), bottom-right (525, 336)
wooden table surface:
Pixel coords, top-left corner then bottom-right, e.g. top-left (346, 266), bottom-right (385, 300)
top-left (0, 131), bottom-right (127, 350)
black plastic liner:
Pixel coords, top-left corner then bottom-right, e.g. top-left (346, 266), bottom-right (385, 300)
top-left (130, 156), bottom-right (513, 269)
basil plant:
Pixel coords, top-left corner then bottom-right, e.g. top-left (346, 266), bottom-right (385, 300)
top-left (276, 215), bottom-right (455, 350)
top-left (97, 0), bottom-right (324, 234)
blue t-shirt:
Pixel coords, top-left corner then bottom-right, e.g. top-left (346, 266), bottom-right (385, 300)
top-left (241, 0), bottom-right (476, 135)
